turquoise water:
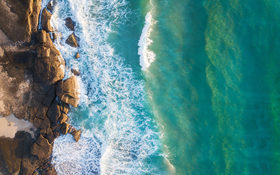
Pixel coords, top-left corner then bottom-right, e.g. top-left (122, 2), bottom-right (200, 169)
top-left (45, 0), bottom-right (280, 174)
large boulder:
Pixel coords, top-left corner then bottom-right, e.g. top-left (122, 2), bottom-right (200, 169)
top-left (56, 76), bottom-right (80, 107)
top-left (65, 17), bottom-right (76, 31)
top-left (70, 129), bottom-right (81, 142)
top-left (66, 33), bottom-right (79, 47)
top-left (31, 135), bottom-right (52, 160)
top-left (41, 8), bottom-right (53, 32)
top-left (34, 30), bottom-right (65, 84)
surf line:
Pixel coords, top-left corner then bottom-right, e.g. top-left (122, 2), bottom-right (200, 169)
top-left (138, 0), bottom-right (157, 71)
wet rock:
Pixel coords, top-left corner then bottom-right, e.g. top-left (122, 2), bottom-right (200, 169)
top-left (47, 0), bottom-right (57, 13)
top-left (31, 135), bottom-right (52, 160)
top-left (57, 76), bottom-right (80, 107)
top-left (71, 129), bottom-right (81, 142)
top-left (41, 8), bottom-right (53, 32)
top-left (59, 113), bottom-right (68, 124)
top-left (52, 33), bottom-right (57, 41)
top-left (71, 68), bottom-right (80, 76)
top-left (60, 102), bottom-right (70, 114)
top-left (60, 123), bottom-right (70, 135)
top-left (66, 33), bottom-right (79, 47)
top-left (65, 17), bottom-right (76, 31)
top-left (75, 52), bottom-right (80, 59)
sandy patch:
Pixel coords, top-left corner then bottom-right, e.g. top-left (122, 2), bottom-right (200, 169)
top-left (0, 114), bottom-right (36, 139)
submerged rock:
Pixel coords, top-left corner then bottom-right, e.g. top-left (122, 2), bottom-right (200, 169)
top-left (66, 33), bottom-right (79, 47)
top-left (57, 76), bottom-right (80, 107)
top-left (65, 17), bottom-right (76, 31)
top-left (75, 52), bottom-right (80, 59)
top-left (47, 0), bottom-right (57, 13)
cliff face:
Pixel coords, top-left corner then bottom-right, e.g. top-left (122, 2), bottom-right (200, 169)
top-left (0, 1), bottom-right (81, 174)
top-left (0, 0), bottom-right (41, 42)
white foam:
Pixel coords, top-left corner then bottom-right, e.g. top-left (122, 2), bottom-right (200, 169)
top-left (46, 0), bottom-right (162, 174)
top-left (138, 4), bottom-right (157, 71)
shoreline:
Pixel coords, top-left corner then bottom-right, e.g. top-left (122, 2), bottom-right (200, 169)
top-left (0, 0), bottom-right (81, 174)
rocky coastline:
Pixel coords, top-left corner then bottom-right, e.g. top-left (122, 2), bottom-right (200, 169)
top-left (0, 0), bottom-right (81, 174)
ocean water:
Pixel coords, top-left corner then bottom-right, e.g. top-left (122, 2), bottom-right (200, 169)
top-left (43, 0), bottom-right (280, 174)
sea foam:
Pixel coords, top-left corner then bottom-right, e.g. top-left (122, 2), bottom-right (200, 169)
top-left (138, 4), bottom-right (156, 71)
top-left (44, 0), bottom-right (161, 174)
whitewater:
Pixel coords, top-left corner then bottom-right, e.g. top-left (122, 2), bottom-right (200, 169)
top-left (40, 0), bottom-right (163, 174)
top-left (138, 0), bottom-right (156, 71)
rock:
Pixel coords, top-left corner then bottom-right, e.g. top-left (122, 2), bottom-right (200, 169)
top-left (60, 123), bottom-right (69, 135)
top-left (0, 0), bottom-right (42, 42)
top-left (40, 118), bottom-right (51, 130)
top-left (40, 128), bottom-right (55, 144)
top-left (47, 100), bottom-right (61, 125)
top-left (75, 52), bottom-right (80, 59)
top-left (59, 113), bottom-right (68, 124)
top-left (60, 102), bottom-right (70, 114)
top-left (47, 0), bottom-right (57, 13)
top-left (0, 132), bottom-right (34, 175)
top-left (31, 135), bottom-right (52, 160)
top-left (35, 30), bottom-right (51, 44)
top-left (66, 33), bottom-right (79, 47)
top-left (52, 33), bottom-right (57, 41)
top-left (34, 31), bottom-right (65, 84)
top-left (65, 17), bottom-right (76, 31)
top-left (41, 8), bottom-right (53, 32)
top-left (57, 76), bottom-right (80, 107)
top-left (71, 129), bottom-right (81, 142)
top-left (71, 69), bottom-right (80, 76)
top-left (21, 158), bottom-right (38, 175)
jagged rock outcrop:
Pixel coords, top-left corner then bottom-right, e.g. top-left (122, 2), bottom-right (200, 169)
top-left (71, 129), bottom-right (81, 142)
top-left (65, 17), bottom-right (76, 31)
top-left (0, 1), bottom-right (82, 174)
top-left (34, 30), bottom-right (65, 84)
top-left (41, 8), bottom-right (53, 32)
top-left (66, 33), bottom-right (79, 47)
top-left (57, 76), bottom-right (80, 107)
top-left (0, 0), bottom-right (42, 42)
top-left (31, 135), bottom-right (52, 160)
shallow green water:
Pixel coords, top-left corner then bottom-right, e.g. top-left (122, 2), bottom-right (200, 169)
top-left (131, 0), bottom-right (280, 174)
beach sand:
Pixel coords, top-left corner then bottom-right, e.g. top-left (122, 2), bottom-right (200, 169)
top-left (0, 114), bottom-right (36, 139)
